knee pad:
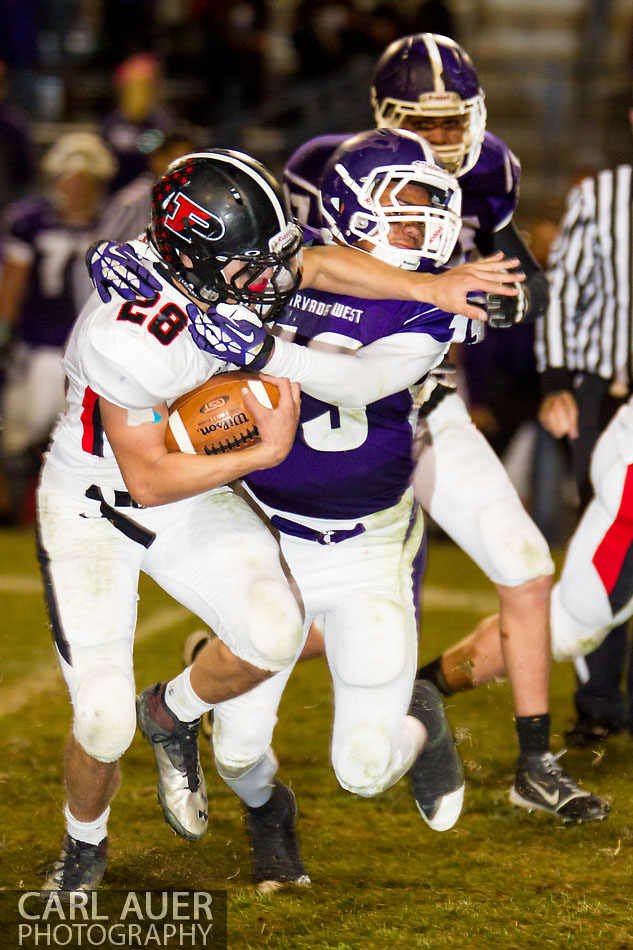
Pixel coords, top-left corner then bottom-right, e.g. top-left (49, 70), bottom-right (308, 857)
top-left (73, 670), bottom-right (137, 762)
top-left (333, 722), bottom-right (392, 798)
top-left (477, 497), bottom-right (554, 586)
top-left (333, 596), bottom-right (408, 688)
top-left (247, 578), bottom-right (303, 670)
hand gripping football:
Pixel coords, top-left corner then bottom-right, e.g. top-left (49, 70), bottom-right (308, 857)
top-left (165, 371), bottom-right (280, 455)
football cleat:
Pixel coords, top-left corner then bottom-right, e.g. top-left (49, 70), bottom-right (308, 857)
top-left (181, 630), bottom-right (215, 739)
top-left (510, 751), bottom-right (610, 823)
top-left (40, 834), bottom-right (108, 898)
top-left (136, 682), bottom-right (208, 841)
top-left (245, 781), bottom-right (311, 892)
top-left (408, 680), bottom-right (465, 831)
top-left (565, 715), bottom-right (622, 749)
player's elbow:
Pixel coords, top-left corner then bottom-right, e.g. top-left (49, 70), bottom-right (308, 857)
top-left (119, 471), bottom-right (166, 508)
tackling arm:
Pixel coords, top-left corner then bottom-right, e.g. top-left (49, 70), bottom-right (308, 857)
top-left (265, 329), bottom-right (449, 406)
top-left (302, 244), bottom-right (524, 322)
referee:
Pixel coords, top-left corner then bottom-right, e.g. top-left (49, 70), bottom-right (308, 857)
top-left (536, 113), bottom-right (633, 747)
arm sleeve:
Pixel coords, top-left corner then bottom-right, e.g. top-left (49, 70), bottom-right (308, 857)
top-left (264, 330), bottom-right (449, 406)
top-left (476, 220), bottom-right (549, 324)
top-left (534, 179), bottom-right (593, 377)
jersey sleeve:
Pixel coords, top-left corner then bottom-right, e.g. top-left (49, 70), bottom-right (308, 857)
top-left (80, 313), bottom-right (189, 410)
top-left (265, 329), bottom-right (450, 406)
top-left (460, 133), bottom-right (521, 236)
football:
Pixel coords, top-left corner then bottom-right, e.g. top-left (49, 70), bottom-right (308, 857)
top-left (165, 370), bottom-right (280, 455)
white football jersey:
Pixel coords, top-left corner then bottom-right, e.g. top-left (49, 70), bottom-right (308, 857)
top-left (46, 239), bottom-right (226, 491)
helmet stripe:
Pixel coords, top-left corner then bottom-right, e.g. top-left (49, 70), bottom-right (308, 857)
top-left (176, 150), bottom-right (289, 232)
top-left (424, 34), bottom-right (445, 94)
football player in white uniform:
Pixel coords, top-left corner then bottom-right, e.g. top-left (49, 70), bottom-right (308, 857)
top-left (41, 147), bottom-right (522, 896)
top-left (431, 393), bottom-right (633, 716)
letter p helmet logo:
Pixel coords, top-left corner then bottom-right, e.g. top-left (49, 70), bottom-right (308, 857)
top-left (164, 193), bottom-right (226, 243)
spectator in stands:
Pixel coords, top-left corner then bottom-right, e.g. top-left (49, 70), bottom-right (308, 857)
top-left (100, 52), bottom-right (175, 193)
top-left (73, 128), bottom-right (198, 310)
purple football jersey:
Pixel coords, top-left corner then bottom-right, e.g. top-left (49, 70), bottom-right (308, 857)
top-left (456, 132), bottom-right (520, 253)
top-left (2, 197), bottom-right (92, 348)
top-left (244, 289), bottom-right (456, 519)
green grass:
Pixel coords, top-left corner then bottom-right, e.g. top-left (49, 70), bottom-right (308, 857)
top-left (1, 528), bottom-right (632, 949)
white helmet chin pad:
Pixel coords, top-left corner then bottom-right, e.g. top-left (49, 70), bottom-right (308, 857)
top-left (368, 242), bottom-right (421, 271)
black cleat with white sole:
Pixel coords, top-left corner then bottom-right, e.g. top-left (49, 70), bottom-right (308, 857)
top-left (408, 680), bottom-right (465, 831)
top-left (246, 781), bottom-right (310, 891)
top-left (510, 751), bottom-right (610, 823)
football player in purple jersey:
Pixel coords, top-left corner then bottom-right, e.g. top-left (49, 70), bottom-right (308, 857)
top-left (188, 130), bottom-right (473, 886)
top-left (278, 33), bottom-right (609, 825)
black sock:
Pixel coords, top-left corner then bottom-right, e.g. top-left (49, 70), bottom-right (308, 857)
top-left (417, 656), bottom-right (453, 696)
top-left (515, 714), bottom-right (551, 758)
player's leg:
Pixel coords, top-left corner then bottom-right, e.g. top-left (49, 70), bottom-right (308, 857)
top-left (412, 392), bottom-right (607, 821)
top-left (36, 475), bottom-right (143, 893)
top-left (565, 379), bottom-right (631, 745)
top-left (319, 495), bottom-right (464, 830)
top-left (1, 345), bottom-right (67, 522)
top-left (414, 392), bottom-right (553, 715)
top-left (137, 488), bottom-right (304, 841)
top-left (550, 403), bottom-right (633, 666)
top-left (212, 659), bottom-right (311, 890)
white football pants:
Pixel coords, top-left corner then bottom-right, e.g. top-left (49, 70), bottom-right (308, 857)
top-left (412, 392), bottom-right (554, 585)
top-left (36, 463), bottom-right (303, 762)
top-left (213, 487), bottom-right (426, 799)
top-left (551, 397), bottom-right (633, 661)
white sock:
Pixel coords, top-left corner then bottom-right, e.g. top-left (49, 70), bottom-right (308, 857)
top-left (405, 714), bottom-right (428, 757)
top-left (165, 666), bottom-right (214, 722)
top-left (217, 747), bottom-right (278, 808)
top-left (64, 803), bottom-right (110, 845)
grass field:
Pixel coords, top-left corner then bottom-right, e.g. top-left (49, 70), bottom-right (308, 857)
top-left (1, 526), bottom-right (632, 950)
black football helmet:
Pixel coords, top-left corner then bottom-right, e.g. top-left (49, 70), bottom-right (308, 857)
top-left (150, 149), bottom-right (303, 319)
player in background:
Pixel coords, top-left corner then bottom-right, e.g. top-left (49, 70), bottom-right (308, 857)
top-left (186, 130), bottom-right (472, 887)
top-left (72, 129), bottom-right (199, 312)
top-left (426, 391), bottom-right (633, 753)
top-left (58, 147), bottom-right (520, 897)
top-left (277, 32), bottom-right (608, 824)
top-left (0, 132), bottom-right (117, 523)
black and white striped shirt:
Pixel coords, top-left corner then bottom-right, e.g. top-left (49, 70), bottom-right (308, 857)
top-left (535, 164), bottom-right (633, 393)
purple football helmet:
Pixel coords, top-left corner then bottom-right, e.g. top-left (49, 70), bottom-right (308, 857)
top-left (319, 128), bottom-right (462, 270)
top-left (371, 33), bottom-right (486, 176)
top-left (283, 133), bottom-right (348, 234)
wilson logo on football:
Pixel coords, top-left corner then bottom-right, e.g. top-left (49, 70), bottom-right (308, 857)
top-left (164, 193), bottom-right (226, 243)
top-left (199, 396), bottom-right (229, 413)
top-left (199, 412), bottom-right (248, 435)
